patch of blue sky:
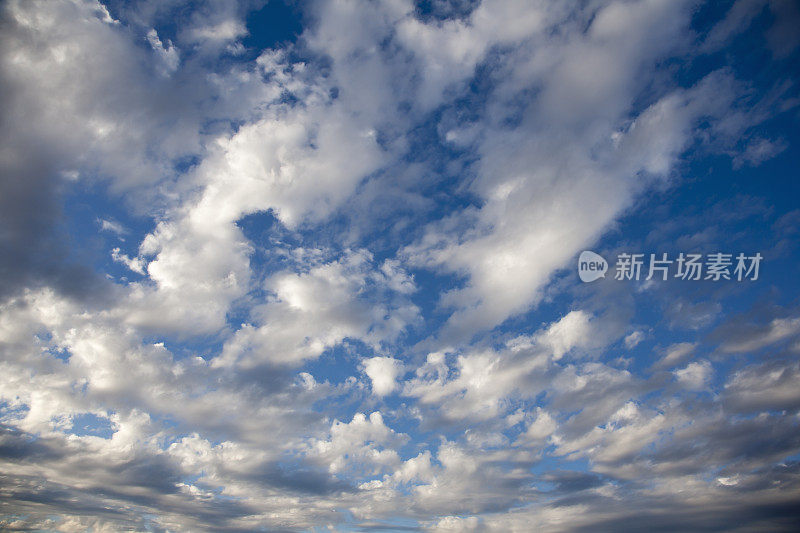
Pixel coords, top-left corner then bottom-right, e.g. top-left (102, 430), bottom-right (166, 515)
top-left (242, 0), bottom-right (303, 55)
top-left (66, 413), bottom-right (115, 439)
top-left (61, 180), bottom-right (155, 283)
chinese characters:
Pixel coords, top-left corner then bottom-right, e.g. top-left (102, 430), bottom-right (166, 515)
top-left (613, 252), bottom-right (762, 281)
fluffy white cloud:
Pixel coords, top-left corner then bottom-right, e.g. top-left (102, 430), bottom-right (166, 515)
top-left (306, 411), bottom-right (407, 475)
top-left (146, 28), bottom-right (180, 75)
top-left (363, 356), bottom-right (405, 396)
top-left (624, 330), bottom-right (646, 349)
top-left (407, 68), bottom-right (750, 340)
top-left (214, 250), bottom-right (419, 368)
top-left (536, 310), bottom-right (595, 359)
top-left (674, 360), bottom-right (713, 390)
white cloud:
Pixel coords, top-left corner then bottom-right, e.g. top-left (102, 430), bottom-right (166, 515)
top-left (97, 218), bottom-right (127, 235)
top-left (674, 360), bottom-right (713, 390)
top-left (214, 250), bottom-right (419, 368)
top-left (732, 136), bottom-right (788, 168)
top-left (701, 0), bottom-right (767, 52)
top-left (430, 515), bottom-right (481, 532)
top-left (146, 29), bottom-right (180, 75)
top-left (188, 18), bottom-right (246, 43)
top-left (407, 67), bottom-right (745, 343)
top-left (2, 1), bottom-right (798, 531)
top-left (363, 356), bottom-right (405, 396)
top-left (654, 342), bottom-right (697, 369)
top-left (517, 407), bottom-right (558, 448)
top-left (536, 310), bottom-right (594, 359)
top-left (306, 412), bottom-right (407, 475)
top-left (111, 247), bottom-right (145, 274)
top-left (721, 317), bottom-right (800, 353)
top-left (624, 330), bottom-right (645, 349)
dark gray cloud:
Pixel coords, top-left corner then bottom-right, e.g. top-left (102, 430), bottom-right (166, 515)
top-left (0, 129), bottom-right (97, 300)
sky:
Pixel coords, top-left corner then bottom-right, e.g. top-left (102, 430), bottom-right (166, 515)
top-left (1, 0), bottom-right (800, 531)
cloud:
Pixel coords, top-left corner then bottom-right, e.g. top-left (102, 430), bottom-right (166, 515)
top-left (110, 248), bottom-right (145, 274)
top-left (0, 0), bottom-right (209, 299)
top-left (306, 412), bottom-right (407, 476)
top-left (623, 330), bottom-right (646, 349)
top-left (732, 136), bottom-right (788, 168)
top-left (213, 250), bottom-right (419, 368)
top-left (516, 407), bottom-right (558, 448)
top-left (97, 218), bottom-right (127, 236)
top-left (674, 360), bottom-right (713, 390)
top-left (146, 28), bottom-right (180, 75)
top-left (724, 359), bottom-right (800, 412)
top-left (406, 50), bottom-right (753, 344)
top-left (701, 0), bottom-right (768, 53)
top-left (362, 356), bottom-right (405, 396)
top-left (536, 310), bottom-right (595, 360)
top-left (653, 342), bottom-right (697, 369)
top-left (718, 316), bottom-right (800, 354)
top-left (1, 0), bottom-right (799, 531)
top-left (430, 515), bottom-right (481, 531)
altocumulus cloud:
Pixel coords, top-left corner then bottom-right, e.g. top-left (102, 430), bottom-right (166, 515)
top-left (1, 0), bottom-right (800, 531)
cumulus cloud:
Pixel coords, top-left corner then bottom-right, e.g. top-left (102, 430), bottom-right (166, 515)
top-left (674, 360), bottom-right (713, 390)
top-left (146, 28), bottom-right (180, 75)
top-left (1, 0), bottom-right (799, 531)
top-left (214, 250), bottom-right (419, 368)
top-left (405, 27), bottom-right (762, 342)
top-left (624, 330), bottom-right (646, 349)
top-left (363, 356), bottom-right (405, 396)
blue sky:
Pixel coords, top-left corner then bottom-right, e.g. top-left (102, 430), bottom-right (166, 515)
top-left (1, 0), bottom-right (800, 531)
